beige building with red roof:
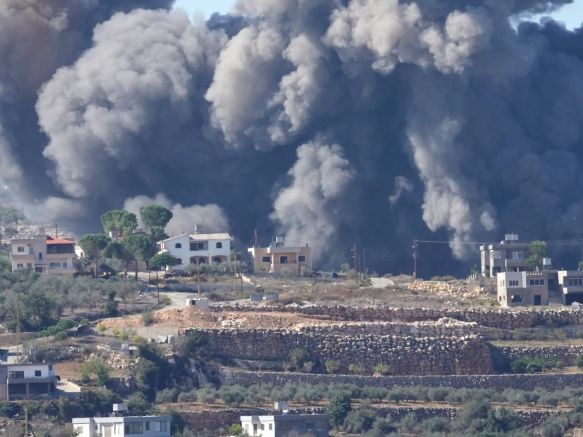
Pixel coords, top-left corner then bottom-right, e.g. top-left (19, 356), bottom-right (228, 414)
top-left (10, 228), bottom-right (76, 275)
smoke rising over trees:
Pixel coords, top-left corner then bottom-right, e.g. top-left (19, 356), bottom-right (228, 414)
top-left (1, 0), bottom-right (583, 273)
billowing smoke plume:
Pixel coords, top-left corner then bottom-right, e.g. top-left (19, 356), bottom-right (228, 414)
top-left (2, 0), bottom-right (583, 274)
top-left (123, 194), bottom-right (230, 236)
top-left (271, 140), bottom-right (354, 260)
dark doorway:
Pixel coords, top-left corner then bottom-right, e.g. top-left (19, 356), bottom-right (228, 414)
top-left (534, 295), bottom-right (542, 306)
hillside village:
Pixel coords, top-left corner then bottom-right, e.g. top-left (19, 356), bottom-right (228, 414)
top-left (4, 201), bottom-right (583, 436)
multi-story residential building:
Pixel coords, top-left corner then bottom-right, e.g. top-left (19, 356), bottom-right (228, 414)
top-left (496, 270), bottom-right (554, 307)
top-left (480, 234), bottom-right (531, 278)
top-left (0, 363), bottom-right (59, 400)
top-left (73, 405), bottom-right (171, 437)
top-left (240, 412), bottom-right (329, 437)
top-left (157, 229), bottom-right (231, 269)
top-left (497, 264), bottom-right (583, 307)
top-left (557, 270), bottom-right (583, 305)
top-left (248, 237), bottom-right (312, 276)
top-left (10, 228), bottom-right (76, 275)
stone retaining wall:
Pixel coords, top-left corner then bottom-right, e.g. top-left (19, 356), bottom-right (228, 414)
top-left (188, 328), bottom-right (493, 375)
top-left (295, 319), bottom-right (479, 338)
top-left (219, 369), bottom-right (583, 392)
top-left (180, 405), bottom-right (554, 433)
top-left (211, 304), bottom-right (583, 329)
top-left (495, 345), bottom-right (583, 366)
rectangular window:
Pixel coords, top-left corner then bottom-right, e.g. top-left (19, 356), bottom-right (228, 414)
top-left (569, 278), bottom-right (583, 286)
top-left (16, 264), bottom-right (23, 269)
top-left (280, 256), bottom-right (288, 264)
top-left (298, 255), bottom-right (306, 262)
top-left (512, 251), bottom-right (523, 260)
top-left (160, 421), bottom-right (167, 432)
top-left (269, 423), bottom-right (273, 430)
top-left (49, 262), bottom-right (62, 269)
top-left (529, 279), bottom-right (545, 286)
top-left (145, 421), bottom-right (149, 431)
top-left (9, 371), bottom-right (24, 379)
top-left (508, 280), bottom-right (519, 287)
top-left (511, 294), bottom-right (523, 303)
top-left (17, 247), bottom-right (24, 253)
top-left (26, 263), bottom-right (32, 269)
top-left (262, 256), bottom-right (271, 263)
top-left (34, 370), bottom-right (41, 377)
top-left (189, 242), bottom-right (206, 251)
top-left (38, 253), bottom-right (43, 260)
top-left (124, 422), bottom-right (144, 434)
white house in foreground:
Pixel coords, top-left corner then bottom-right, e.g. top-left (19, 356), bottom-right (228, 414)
top-left (72, 404), bottom-right (171, 437)
top-left (241, 410), bottom-right (328, 437)
top-left (157, 228), bottom-right (231, 269)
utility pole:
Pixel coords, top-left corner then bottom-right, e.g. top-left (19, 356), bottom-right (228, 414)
top-left (352, 243), bottom-right (359, 286)
top-left (412, 239), bottom-right (418, 279)
top-left (196, 258), bottom-right (200, 294)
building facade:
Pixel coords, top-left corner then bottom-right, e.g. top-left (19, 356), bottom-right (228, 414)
top-left (0, 363), bottom-right (58, 400)
top-left (240, 413), bottom-right (329, 437)
top-left (73, 415), bottom-right (171, 437)
top-left (480, 234), bottom-right (531, 278)
top-left (497, 268), bottom-right (583, 307)
top-left (248, 237), bottom-right (312, 276)
top-left (158, 231), bottom-right (231, 269)
top-left (10, 230), bottom-right (76, 275)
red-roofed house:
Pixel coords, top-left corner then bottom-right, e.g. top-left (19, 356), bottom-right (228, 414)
top-left (10, 228), bottom-right (76, 275)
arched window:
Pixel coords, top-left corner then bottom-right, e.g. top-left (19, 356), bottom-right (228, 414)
top-left (175, 243), bottom-right (182, 249)
top-left (216, 242), bottom-right (222, 249)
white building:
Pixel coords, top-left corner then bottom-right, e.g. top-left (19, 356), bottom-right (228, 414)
top-left (0, 363), bottom-right (58, 400)
top-left (157, 230), bottom-right (231, 269)
top-left (240, 412), bottom-right (329, 437)
top-left (73, 412), bottom-right (171, 437)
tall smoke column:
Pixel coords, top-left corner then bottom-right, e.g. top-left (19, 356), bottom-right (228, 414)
top-left (271, 140), bottom-right (355, 260)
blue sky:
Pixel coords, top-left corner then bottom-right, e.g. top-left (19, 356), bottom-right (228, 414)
top-left (173, 0), bottom-right (583, 29)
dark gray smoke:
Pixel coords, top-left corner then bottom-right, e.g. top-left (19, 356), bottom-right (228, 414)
top-left (1, 0), bottom-right (583, 275)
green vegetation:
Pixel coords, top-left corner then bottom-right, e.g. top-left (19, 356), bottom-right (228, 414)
top-left (527, 240), bottom-right (547, 270)
top-left (79, 233), bottom-right (110, 277)
top-left (80, 358), bottom-right (110, 386)
top-left (327, 390), bottom-right (352, 428)
top-left (139, 204), bottom-right (173, 230)
top-left (0, 271), bottom-right (138, 332)
top-left (510, 356), bottom-right (563, 374)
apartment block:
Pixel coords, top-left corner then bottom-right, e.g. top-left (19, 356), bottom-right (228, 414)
top-left (10, 228), bottom-right (75, 275)
top-left (248, 237), bottom-right (312, 276)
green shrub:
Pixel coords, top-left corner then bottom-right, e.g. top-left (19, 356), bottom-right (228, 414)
top-left (343, 409), bottom-right (376, 433)
top-left (576, 354), bottom-right (583, 368)
top-left (348, 363), bottom-right (365, 374)
top-left (0, 402), bottom-right (21, 417)
top-left (373, 363), bottom-right (391, 375)
top-left (155, 388), bottom-right (179, 403)
top-left (325, 360), bottom-right (340, 374)
top-left (221, 386), bottom-right (245, 407)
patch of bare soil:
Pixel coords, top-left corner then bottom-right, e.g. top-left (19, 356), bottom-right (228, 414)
top-left (100, 306), bottom-right (339, 331)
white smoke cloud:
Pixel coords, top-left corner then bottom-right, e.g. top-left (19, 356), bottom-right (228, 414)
top-left (123, 194), bottom-right (230, 236)
top-left (324, 0), bottom-right (493, 74)
top-left (271, 140), bottom-right (355, 261)
top-left (389, 176), bottom-right (414, 205)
